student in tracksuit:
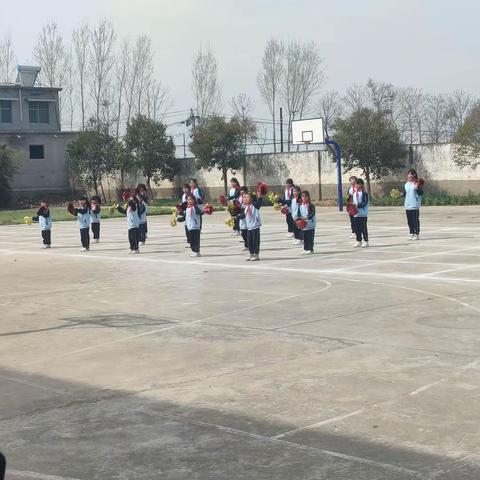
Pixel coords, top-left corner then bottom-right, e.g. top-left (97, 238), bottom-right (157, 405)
top-left (280, 185), bottom-right (303, 245)
top-left (117, 195), bottom-right (140, 253)
top-left (281, 178), bottom-right (295, 237)
top-left (239, 186), bottom-right (249, 251)
top-left (346, 175), bottom-right (357, 238)
top-left (69, 196), bottom-right (91, 251)
top-left (181, 183), bottom-right (191, 247)
top-left (237, 189), bottom-right (264, 262)
top-left (227, 177), bottom-right (241, 236)
top-left (32, 200), bottom-right (52, 248)
top-left (137, 193), bottom-right (148, 245)
top-left (190, 178), bottom-right (204, 205)
top-left (136, 184), bottom-right (149, 240)
top-left (352, 178), bottom-right (369, 248)
top-left (178, 193), bottom-right (203, 257)
top-left (403, 168), bottom-right (423, 240)
top-left (297, 191), bottom-right (316, 254)
top-left (90, 196), bottom-right (101, 242)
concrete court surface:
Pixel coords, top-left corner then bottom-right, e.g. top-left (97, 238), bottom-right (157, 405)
top-left (0, 206), bottom-right (480, 480)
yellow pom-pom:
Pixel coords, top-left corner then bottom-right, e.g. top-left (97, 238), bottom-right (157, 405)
top-left (273, 202), bottom-right (281, 210)
top-left (390, 188), bottom-right (402, 199)
top-left (24, 216), bottom-right (33, 225)
top-left (225, 217), bottom-right (235, 228)
top-left (266, 191), bottom-right (279, 204)
top-left (171, 207), bottom-right (177, 214)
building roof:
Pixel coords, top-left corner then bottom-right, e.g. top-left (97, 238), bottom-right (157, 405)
top-left (0, 84), bottom-right (62, 92)
top-left (0, 65), bottom-right (62, 91)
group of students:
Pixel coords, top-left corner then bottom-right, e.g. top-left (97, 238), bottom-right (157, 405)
top-left (345, 168), bottom-right (423, 247)
top-left (29, 170), bottom-right (424, 259)
top-left (221, 177), bottom-right (317, 260)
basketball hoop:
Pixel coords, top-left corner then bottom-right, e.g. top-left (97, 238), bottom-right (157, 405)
top-left (292, 118), bottom-right (324, 146)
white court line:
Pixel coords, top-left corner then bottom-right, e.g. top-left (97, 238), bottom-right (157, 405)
top-left (337, 244), bottom-right (480, 272)
top-left (2, 247), bottom-right (480, 284)
top-left (148, 411), bottom-right (424, 478)
top-left (421, 264), bottom-right (480, 277)
top-left (18, 280), bottom-right (331, 368)
top-left (270, 277), bottom-right (480, 440)
top-left (7, 470), bottom-right (83, 480)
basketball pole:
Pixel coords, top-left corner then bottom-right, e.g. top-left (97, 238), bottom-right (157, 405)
top-left (325, 139), bottom-right (343, 212)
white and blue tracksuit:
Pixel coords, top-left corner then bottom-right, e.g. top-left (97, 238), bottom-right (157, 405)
top-left (33, 207), bottom-right (52, 245)
top-left (238, 198), bottom-right (262, 255)
top-left (75, 205), bottom-right (90, 249)
top-left (298, 202), bottom-right (316, 251)
top-left (347, 186), bottom-right (357, 232)
top-left (290, 196), bottom-right (303, 241)
top-left (180, 205), bottom-right (203, 253)
top-left (192, 187), bottom-right (204, 205)
top-left (228, 187), bottom-right (241, 231)
top-left (118, 201), bottom-right (140, 250)
top-left (181, 192), bottom-right (190, 243)
top-left (227, 187), bottom-right (240, 201)
top-left (90, 205), bottom-right (101, 240)
top-left (138, 202), bottom-right (147, 243)
top-left (404, 181), bottom-right (423, 235)
top-left (353, 190), bottom-right (369, 242)
top-left (239, 196), bottom-right (248, 248)
top-left (280, 187), bottom-right (295, 233)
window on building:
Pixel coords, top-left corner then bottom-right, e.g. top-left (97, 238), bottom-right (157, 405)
top-left (29, 145), bottom-right (45, 159)
top-left (29, 102), bottom-right (49, 124)
top-left (0, 100), bottom-right (12, 123)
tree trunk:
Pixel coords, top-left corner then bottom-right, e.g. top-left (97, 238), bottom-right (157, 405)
top-left (272, 97), bottom-right (276, 153)
top-left (94, 180), bottom-right (100, 198)
top-left (222, 164), bottom-right (228, 195)
top-left (146, 177), bottom-right (155, 200)
top-left (365, 170), bottom-right (372, 197)
top-left (100, 181), bottom-right (107, 203)
top-left (120, 169), bottom-right (125, 190)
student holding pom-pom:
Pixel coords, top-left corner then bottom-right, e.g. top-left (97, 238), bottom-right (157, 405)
top-left (32, 200), bottom-right (52, 249)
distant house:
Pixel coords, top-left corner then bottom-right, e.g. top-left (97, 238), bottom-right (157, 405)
top-left (0, 65), bottom-right (77, 198)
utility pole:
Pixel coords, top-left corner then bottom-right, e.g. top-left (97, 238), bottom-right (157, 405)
top-left (280, 107), bottom-right (284, 153)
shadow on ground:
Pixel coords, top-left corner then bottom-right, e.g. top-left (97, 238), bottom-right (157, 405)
top-left (1, 368), bottom-right (477, 480)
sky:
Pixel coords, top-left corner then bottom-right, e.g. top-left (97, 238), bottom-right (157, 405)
top-left (2, 0), bottom-right (479, 134)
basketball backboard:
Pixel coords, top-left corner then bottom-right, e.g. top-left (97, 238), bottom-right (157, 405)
top-left (291, 117), bottom-right (324, 145)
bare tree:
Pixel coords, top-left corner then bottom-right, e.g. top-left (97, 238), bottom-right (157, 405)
top-left (0, 33), bottom-right (16, 83)
top-left (123, 38), bottom-right (140, 125)
top-left (254, 125), bottom-right (268, 154)
top-left (343, 83), bottom-right (368, 114)
top-left (281, 40), bottom-right (324, 151)
top-left (90, 20), bottom-right (116, 124)
top-left (423, 93), bottom-right (449, 143)
top-left (446, 90), bottom-right (476, 137)
top-left (398, 87), bottom-right (425, 144)
top-left (112, 38), bottom-right (130, 138)
top-left (366, 79), bottom-right (398, 114)
top-left (297, 41), bottom-right (324, 119)
top-left (230, 93), bottom-right (255, 120)
top-left (146, 78), bottom-right (169, 121)
top-left (33, 23), bottom-right (69, 88)
top-left (64, 51), bottom-right (75, 130)
top-left (72, 23), bottom-right (90, 130)
top-left (257, 39), bottom-right (284, 153)
top-left (134, 36), bottom-right (153, 115)
top-left (317, 90), bottom-right (343, 133)
top-left (192, 47), bottom-right (222, 119)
